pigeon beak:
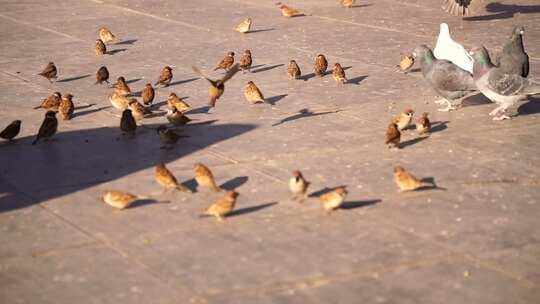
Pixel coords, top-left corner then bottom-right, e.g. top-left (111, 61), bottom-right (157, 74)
top-left (520, 30), bottom-right (524, 35)
top-left (411, 52), bottom-right (417, 58)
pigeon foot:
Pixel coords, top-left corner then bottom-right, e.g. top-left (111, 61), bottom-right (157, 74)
top-left (493, 115), bottom-right (511, 121)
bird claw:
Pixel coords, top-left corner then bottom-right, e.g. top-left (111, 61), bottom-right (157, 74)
top-left (438, 106), bottom-right (456, 112)
top-left (434, 99), bottom-right (446, 105)
top-left (492, 115), bottom-right (511, 121)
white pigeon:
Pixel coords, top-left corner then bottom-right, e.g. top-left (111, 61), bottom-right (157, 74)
top-left (434, 23), bottom-right (474, 73)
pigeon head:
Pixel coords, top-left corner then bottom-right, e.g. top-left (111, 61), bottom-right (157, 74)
top-left (513, 26), bottom-right (525, 37)
top-left (469, 46), bottom-right (494, 77)
top-left (412, 45), bottom-right (435, 65)
top-left (439, 23), bottom-right (450, 36)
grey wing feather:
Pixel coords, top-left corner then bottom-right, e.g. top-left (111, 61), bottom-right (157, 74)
top-left (430, 60), bottom-right (475, 91)
top-left (487, 69), bottom-right (540, 96)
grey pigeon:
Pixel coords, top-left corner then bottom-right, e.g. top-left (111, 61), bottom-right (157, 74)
top-left (470, 46), bottom-right (540, 120)
top-left (413, 45), bottom-right (476, 111)
top-left (495, 26), bottom-right (529, 78)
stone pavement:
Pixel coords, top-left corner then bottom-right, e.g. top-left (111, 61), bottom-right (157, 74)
top-left (1, 0), bottom-right (540, 303)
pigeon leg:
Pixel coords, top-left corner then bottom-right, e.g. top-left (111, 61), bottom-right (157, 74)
top-left (434, 98), bottom-right (446, 105)
top-left (489, 105), bottom-right (505, 116)
top-left (438, 99), bottom-right (456, 112)
top-left (493, 115), bottom-right (511, 121)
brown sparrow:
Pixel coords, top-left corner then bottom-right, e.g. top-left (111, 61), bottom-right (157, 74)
top-left (155, 66), bottom-right (173, 87)
top-left (59, 93), bottom-right (75, 120)
top-left (201, 191), bottom-right (239, 220)
top-left (394, 109), bottom-right (414, 131)
top-left (244, 81), bottom-right (265, 104)
top-left (38, 62), bottom-right (58, 83)
top-left (142, 83), bottom-right (155, 105)
top-left (287, 60), bottom-right (301, 79)
top-left (95, 66), bottom-right (109, 85)
top-left (192, 64), bottom-right (239, 108)
top-left (320, 186), bottom-right (348, 213)
top-left (289, 170), bottom-right (310, 202)
top-left (32, 111), bottom-right (58, 145)
top-left (314, 54), bottom-right (328, 77)
top-left (34, 92), bottom-right (61, 110)
top-left (394, 166), bottom-right (433, 191)
top-left (416, 112), bottom-right (431, 135)
top-left (234, 17), bottom-right (252, 33)
top-left (155, 162), bottom-right (191, 192)
top-left (193, 163), bottom-right (221, 192)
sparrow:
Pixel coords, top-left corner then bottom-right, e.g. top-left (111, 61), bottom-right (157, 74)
top-left (214, 51), bottom-right (235, 71)
top-left (289, 170), bottom-right (310, 202)
top-left (244, 81), bottom-right (265, 104)
top-left (319, 186), bottom-right (348, 213)
top-left (394, 109), bottom-right (414, 131)
top-left (201, 191), bottom-right (238, 220)
top-left (99, 27), bottom-right (118, 44)
top-left (114, 76), bottom-right (131, 96)
top-left (38, 62), bottom-right (57, 83)
top-left (32, 111), bottom-right (58, 145)
top-left (416, 112), bottom-right (431, 135)
top-left (314, 54), bottom-right (328, 77)
top-left (128, 99), bottom-right (152, 122)
top-left (0, 120), bottom-right (21, 141)
top-left (59, 93), bottom-right (75, 120)
top-left (166, 108), bottom-right (191, 126)
top-left (95, 39), bottom-right (106, 56)
top-left (239, 49), bottom-right (252, 72)
top-left (155, 66), bottom-right (173, 87)
top-left (287, 60), bottom-right (301, 79)
top-left (157, 125), bottom-right (186, 149)
top-left (120, 109), bottom-right (137, 136)
top-left (155, 162), bottom-right (191, 193)
top-left (340, 0), bottom-right (356, 8)
top-left (234, 17), bottom-right (252, 33)
top-left (394, 166), bottom-right (433, 192)
top-left (279, 4), bottom-right (301, 17)
top-left (385, 119), bottom-right (401, 149)
top-left (142, 83), bottom-right (155, 105)
top-left (193, 163), bottom-right (221, 192)
top-left (109, 92), bottom-right (130, 110)
top-left (95, 66), bottom-right (109, 85)
top-left (167, 93), bottom-right (190, 112)
top-left (396, 54), bottom-right (415, 73)
top-left (332, 63), bottom-right (347, 84)
top-left (34, 92), bottom-right (61, 110)
top-left (101, 191), bottom-right (140, 210)
top-left (192, 64), bottom-right (239, 108)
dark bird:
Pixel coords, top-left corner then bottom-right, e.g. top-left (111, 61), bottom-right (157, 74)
top-left (120, 109), bottom-right (137, 136)
top-left (34, 92), bottom-right (61, 110)
top-left (38, 62), bottom-right (58, 83)
top-left (32, 111), bottom-right (58, 145)
top-left (155, 66), bottom-right (173, 87)
top-left (157, 125), bottom-right (186, 149)
top-left (240, 49), bottom-right (252, 72)
top-left (167, 108), bottom-right (191, 126)
top-left (142, 83), bottom-right (155, 105)
top-left (314, 54), bottom-right (328, 77)
top-left (413, 45), bottom-right (476, 112)
top-left (95, 66), bottom-right (109, 85)
top-left (0, 120), bottom-right (21, 141)
top-left (214, 51), bottom-right (235, 71)
top-left (192, 64), bottom-right (239, 108)
top-left (496, 26), bottom-right (529, 78)
top-left (470, 46), bottom-right (540, 120)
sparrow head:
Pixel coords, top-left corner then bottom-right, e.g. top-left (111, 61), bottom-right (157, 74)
top-left (422, 112), bottom-right (429, 118)
top-left (246, 17), bottom-right (252, 23)
top-left (145, 83), bottom-right (152, 88)
top-left (164, 66), bottom-right (172, 71)
top-left (128, 99), bottom-right (138, 106)
top-left (394, 166), bottom-right (405, 174)
top-left (403, 108), bottom-right (414, 116)
top-left (117, 76), bottom-right (126, 82)
top-left (243, 49), bottom-right (251, 55)
top-left (156, 161), bottom-right (165, 168)
top-left (292, 170), bottom-right (302, 178)
top-left (53, 92), bottom-right (62, 98)
top-left (334, 63), bottom-right (342, 69)
top-left (64, 93), bottom-right (74, 100)
top-left (96, 39), bottom-right (103, 43)
top-left (156, 125), bottom-right (167, 134)
top-left (225, 190), bottom-right (239, 199)
top-left (227, 51), bottom-right (235, 57)
top-left (168, 92), bottom-right (178, 100)
top-left (279, 5), bottom-right (287, 9)
top-left (289, 60), bottom-right (297, 65)
top-left (45, 110), bottom-right (57, 118)
top-left (316, 54), bottom-right (326, 60)
top-left (246, 81), bottom-right (255, 86)
top-left (48, 61), bottom-right (54, 66)
top-left (334, 186), bottom-right (348, 196)
top-left (121, 109), bottom-right (132, 117)
top-left (100, 191), bottom-right (108, 201)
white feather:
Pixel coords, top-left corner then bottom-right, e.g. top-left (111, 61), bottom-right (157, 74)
top-left (434, 23), bottom-right (474, 73)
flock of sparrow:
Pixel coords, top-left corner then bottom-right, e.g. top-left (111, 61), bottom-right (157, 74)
top-left (1, 2), bottom-right (538, 220)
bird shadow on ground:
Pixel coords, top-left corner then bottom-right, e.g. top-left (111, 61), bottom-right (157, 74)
top-left (0, 122), bottom-right (257, 212)
top-left (347, 75), bottom-right (368, 85)
top-left (464, 2), bottom-right (540, 21)
top-left (347, 4), bottom-right (372, 9)
top-left (246, 28), bottom-right (275, 34)
top-left (308, 185), bottom-right (347, 198)
top-left (186, 119), bottom-right (219, 127)
top-left (72, 106), bottom-right (110, 119)
top-left (130, 91), bottom-right (142, 97)
top-left (430, 121), bottom-right (449, 133)
top-left (74, 104), bottom-right (96, 111)
top-left (166, 77), bottom-right (199, 87)
top-left (181, 178), bottom-right (198, 193)
top-left (400, 136), bottom-right (428, 148)
top-left (252, 64), bottom-right (285, 73)
top-left (228, 202), bottom-right (278, 218)
top-left (220, 176), bottom-right (249, 191)
top-left (272, 108), bottom-right (340, 126)
top-left (340, 199), bottom-right (381, 210)
top-left (462, 93), bottom-right (492, 107)
top-left (57, 74), bottom-right (91, 82)
top-left (114, 39), bottom-right (137, 45)
top-left (299, 73), bottom-right (317, 81)
top-left (186, 106), bottom-right (211, 114)
top-left (418, 177), bottom-right (446, 191)
top-left (266, 94), bottom-right (288, 106)
top-left (107, 48), bottom-right (127, 55)
top-left (245, 64), bottom-right (265, 71)
top-left (128, 199), bottom-right (170, 209)
top-left (125, 78), bottom-right (142, 84)
top-left (517, 97), bottom-right (540, 116)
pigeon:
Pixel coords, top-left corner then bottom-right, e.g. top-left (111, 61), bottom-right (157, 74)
top-left (413, 45), bottom-right (476, 112)
top-left (434, 23), bottom-right (473, 73)
top-left (495, 26), bottom-right (529, 78)
top-left (470, 46), bottom-right (540, 121)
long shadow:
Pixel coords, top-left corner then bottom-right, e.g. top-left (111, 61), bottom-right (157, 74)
top-left (246, 28), bottom-right (275, 34)
top-left (167, 77), bottom-right (199, 87)
top-left (114, 39), bottom-right (137, 45)
top-left (419, 177), bottom-right (447, 191)
top-left (220, 176), bottom-right (249, 191)
top-left (464, 2), bottom-right (540, 21)
top-left (347, 4), bottom-right (372, 8)
top-left (72, 106), bottom-right (110, 118)
top-left (299, 73), bottom-right (316, 81)
top-left (245, 64), bottom-right (265, 71)
top-left (517, 97), bottom-right (540, 116)
top-left (251, 64), bottom-right (284, 74)
top-left (0, 122), bottom-right (257, 212)
top-left (400, 136), bottom-right (428, 149)
top-left (462, 93), bottom-right (491, 107)
top-left (57, 74), bottom-right (91, 83)
top-left (430, 121), bottom-right (449, 133)
top-left (228, 202), bottom-right (277, 218)
top-left (340, 199), bottom-right (381, 210)
top-left (266, 94), bottom-right (288, 106)
top-left (107, 48), bottom-right (127, 55)
top-left (308, 185), bottom-right (347, 198)
top-left (125, 78), bottom-right (142, 84)
top-left (347, 75), bottom-right (368, 85)
top-left (74, 104), bottom-right (95, 111)
top-left (186, 119), bottom-right (219, 127)
top-left (181, 178), bottom-right (197, 193)
top-left (186, 106), bottom-right (211, 115)
top-left (128, 199), bottom-right (170, 209)
top-left (272, 108), bottom-right (340, 126)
